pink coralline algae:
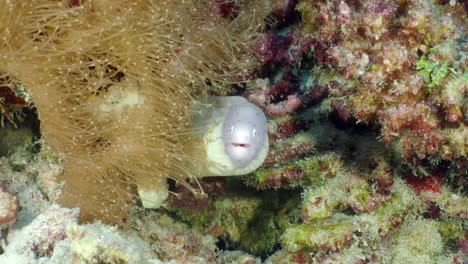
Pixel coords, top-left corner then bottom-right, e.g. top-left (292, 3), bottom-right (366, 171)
top-left (0, 185), bottom-right (19, 225)
top-left (245, 78), bottom-right (302, 118)
top-left (252, 31), bottom-right (298, 65)
top-left (252, 28), bottom-right (313, 67)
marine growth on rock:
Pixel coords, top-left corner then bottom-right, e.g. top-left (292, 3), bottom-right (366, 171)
top-left (0, 0), bottom-right (466, 263)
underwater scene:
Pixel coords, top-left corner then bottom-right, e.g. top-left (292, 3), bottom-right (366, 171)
top-left (0, 0), bottom-right (466, 263)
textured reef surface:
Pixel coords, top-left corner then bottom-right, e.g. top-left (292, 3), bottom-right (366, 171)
top-left (0, 0), bottom-right (466, 263)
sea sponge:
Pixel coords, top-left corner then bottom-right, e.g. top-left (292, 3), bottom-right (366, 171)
top-left (0, 0), bottom-right (271, 224)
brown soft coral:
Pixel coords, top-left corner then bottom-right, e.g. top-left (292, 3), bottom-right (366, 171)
top-left (0, 0), bottom-right (270, 224)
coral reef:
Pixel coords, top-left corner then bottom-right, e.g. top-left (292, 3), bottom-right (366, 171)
top-left (163, 0), bottom-right (467, 262)
top-left (0, 0), bottom-right (466, 263)
top-left (296, 0), bottom-right (467, 164)
top-left (0, 205), bottom-right (79, 263)
top-left (167, 178), bottom-right (303, 257)
top-left (67, 222), bottom-right (155, 264)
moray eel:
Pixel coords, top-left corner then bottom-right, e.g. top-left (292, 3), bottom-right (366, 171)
top-left (194, 96), bottom-right (269, 176)
top-left (139, 96), bottom-right (269, 208)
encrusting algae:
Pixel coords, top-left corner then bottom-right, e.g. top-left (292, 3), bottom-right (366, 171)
top-left (0, 0), bottom-right (272, 224)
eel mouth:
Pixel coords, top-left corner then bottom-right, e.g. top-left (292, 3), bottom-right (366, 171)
top-left (231, 143), bottom-right (250, 148)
